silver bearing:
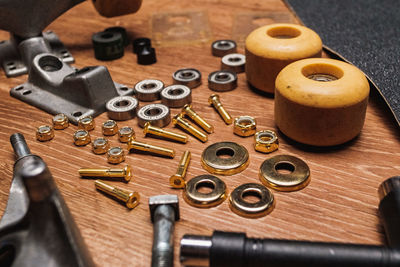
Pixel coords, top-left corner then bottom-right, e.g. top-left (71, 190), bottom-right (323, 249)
top-left (106, 96), bottom-right (138, 121)
top-left (134, 79), bottom-right (164, 101)
top-left (161, 85), bottom-right (192, 108)
top-left (137, 103), bottom-right (171, 128)
top-left (208, 70), bottom-right (237, 92)
top-left (221, 53), bottom-right (246, 73)
top-left (172, 68), bottom-right (202, 89)
top-left (211, 40), bottom-right (237, 57)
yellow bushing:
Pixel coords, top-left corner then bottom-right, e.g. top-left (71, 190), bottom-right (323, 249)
top-left (245, 23), bottom-right (322, 93)
top-left (274, 58), bottom-right (370, 146)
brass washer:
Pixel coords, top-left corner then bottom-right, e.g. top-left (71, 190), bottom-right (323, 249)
top-left (183, 175), bottom-right (227, 208)
top-left (229, 183), bottom-right (275, 218)
top-left (201, 142), bottom-right (249, 175)
top-left (259, 154), bottom-right (310, 191)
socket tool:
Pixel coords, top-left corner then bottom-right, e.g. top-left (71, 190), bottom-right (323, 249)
top-left (0, 133), bottom-right (94, 267)
top-left (180, 176), bottom-right (400, 266)
top-left (149, 195), bottom-right (180, 267)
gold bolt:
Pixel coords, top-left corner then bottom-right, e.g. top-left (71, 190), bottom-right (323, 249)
top-left (181, 104), bottom-right (214, 134)
top-left (127, 138), bottom-right (175, 158)
top-left (172, 114), bottom-right (208, 143)
top-left (143, 122), bottom-right (188, 144)
top-left (169, 151), bottom-right (191, 189)
top-left (208, 94), bottom-right (233, 125)
top-left (95, 180), bottom-right (140, 209)
top-left (79, 165), bottom-right (132, 182)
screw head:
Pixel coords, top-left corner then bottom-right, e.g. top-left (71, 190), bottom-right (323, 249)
top-left (169, 175), bottom-right (185, 189)
top-left (123, 165), bottom-right (132, 182)
top-left (126, 191), bottom-right (140, 209)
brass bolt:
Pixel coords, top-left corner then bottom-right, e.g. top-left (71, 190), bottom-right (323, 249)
top-left (208, 94), bottom-right (233, 125)
top-left (172, 114), bottom-right (208, 143)
top-left (128, 138), bottom-right (175, 158)
top-left (79, 165), bottom-right (132, 182)
top-left (181, 104), bottom-right (214, 133)
top-left (170, 151), bottom-right (191, 188)
top-left (143, 122), bottom-right (188, 144)
top-left (95, 180), bottom-right (140, 209)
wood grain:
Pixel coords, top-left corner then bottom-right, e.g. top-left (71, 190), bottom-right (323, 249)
top-left (0, 0), bottom-right (399, 266)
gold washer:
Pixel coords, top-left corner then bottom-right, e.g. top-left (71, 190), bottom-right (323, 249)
top-left (183, 175), bottom-right (227, 208)
top-left (259, 154), bottom-right (310, 191)
top-left (229, 183), bottom-right (275, 218)
top-left (201, 141), bottom-right (249, 175)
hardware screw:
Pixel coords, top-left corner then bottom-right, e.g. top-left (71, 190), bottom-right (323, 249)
top-left (208, 94), bottom-right (233, 125)
top-left (181, 104), bottom-right (214, 133)
top-left (95, 180), bottom-right (140, 209)
top-left (79, 165), bottom-right (132, 182)
top-left (143, 122), bottom-right (188, 144)
top-left (172, 114), bottom-right (208, 143)
top-left (128, 138), bottom-right (175, 158)
top-left (170, 151), bottom-right (191, 188)
top-left (149, 195), bottom-right (180, 267)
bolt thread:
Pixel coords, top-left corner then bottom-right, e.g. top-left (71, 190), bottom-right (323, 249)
top-left (10, 133), bottom-right (31, 159)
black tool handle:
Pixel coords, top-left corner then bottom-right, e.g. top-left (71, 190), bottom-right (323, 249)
top-left (210, 231), bottom-right (400, 267)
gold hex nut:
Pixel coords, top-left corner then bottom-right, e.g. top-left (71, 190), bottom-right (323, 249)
top-left (78, 116), bottom-right (95, 131)
top-left (74, 130), bottom-right (91, 146)
top-left (92, 137), bottom-right (110, 154)
top-left (36, 125), bottom-right (54, 142)
top-left (102, 120), bottom-right (119, 136)
top-left (95, 180), bottom-right (140, 209)
top-left (254, 130), bottom-right (279, 153)
top-left (119, 126), bottom-right (135, 143)
top-left (52, 113), bottom-right (69, 130)
top-left (234, 116), bottom-right (256, 137)
top-left (107, 146), bottom-right (125, 164)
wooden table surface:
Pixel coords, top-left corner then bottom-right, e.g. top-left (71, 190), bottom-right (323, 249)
top-left (0, 0), bottom-right (399, 266)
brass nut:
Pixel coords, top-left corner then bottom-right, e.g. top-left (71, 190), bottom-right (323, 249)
top-left (36, 125), bottom-right (54, 142)
top-left (254, 130), bottom-right (279, 153)
top-left (92, 137), bottom-right (110, 154)
top-left (74, 130), bottom-right (91, 146)
top-left (234, 116), bottom-right (256, 137)
top-left (78, 116), bottom-right (95, 131)
top-left (107, 147), bottom-right (125, 164)
top-left (118, 126), bottom-right (135, 143)
top-left (52, 113), bottom-right (69, 130)
top-left (102, 120), bottom-right (118, 136)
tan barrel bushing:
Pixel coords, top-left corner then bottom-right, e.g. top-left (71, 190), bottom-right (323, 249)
top-left (275, 58), bottom-right (369, 146)
top-left (245, 23), bottom-right (322, 93)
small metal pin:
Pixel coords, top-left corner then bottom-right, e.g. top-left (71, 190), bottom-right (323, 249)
top-left (170, 151), bottom-right (191, 189)
top-left (95, 180), bottom-right (140, 209)
top-left (208, 94), bottom-right (233, 125)
top-left (181, 104), bottom-right (214, 134)
top-left (172, 114), bottom-right (208, 143)
top-left (143, 122), bottom-right (188, 144)
top-left (79, 165), bottom-right (132, 182)
top-left (127, 138), bottom-right (175, 158)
